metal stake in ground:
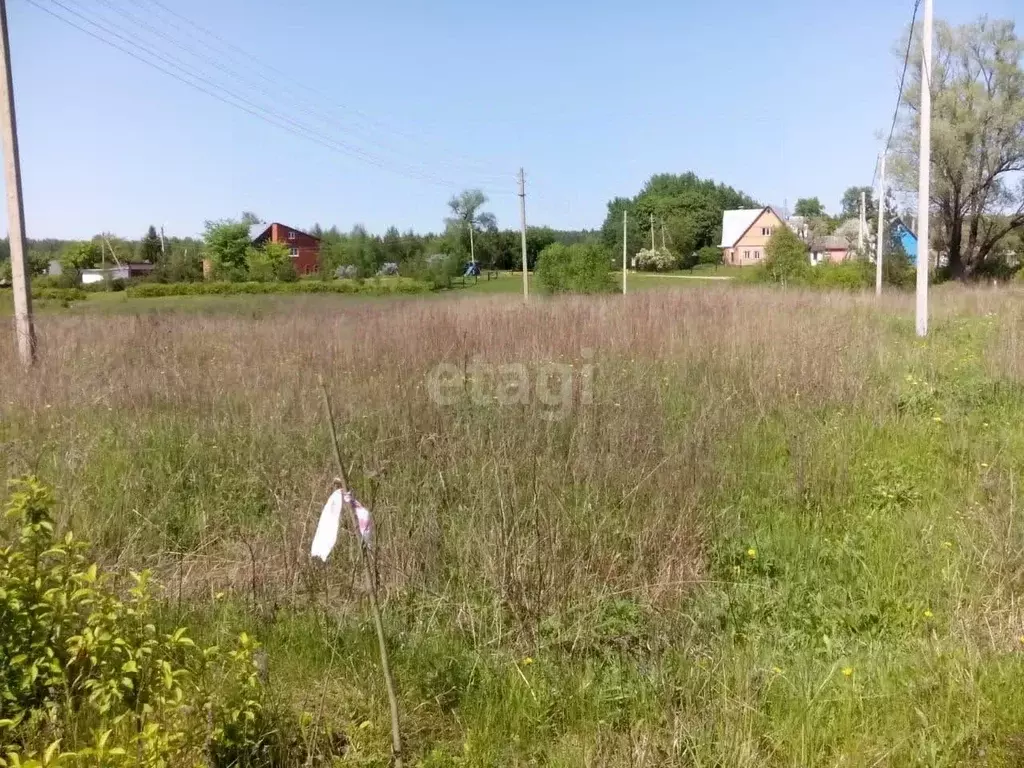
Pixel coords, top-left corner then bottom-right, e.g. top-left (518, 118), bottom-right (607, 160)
top-left (318, 378), bottom-right (403, 768)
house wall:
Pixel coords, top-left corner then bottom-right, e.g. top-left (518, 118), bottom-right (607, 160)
top-left (729, 209), bottom-right (785, 266)
top-left (269, 224), bottom-right (321, 275)
top-left (899, 230), bottom-right (919, 265)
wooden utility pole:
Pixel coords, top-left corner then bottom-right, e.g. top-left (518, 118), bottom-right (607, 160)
top-left (517, 167), bottom-right (528, 299)
top-left (875, 153), bottom-right (885, 296)
top-left (0, 0), bottom-right (34, 365)
top-left (621, 210), bottom-right (627, 294)
top-left (916, 0), bottom-right (933, 337)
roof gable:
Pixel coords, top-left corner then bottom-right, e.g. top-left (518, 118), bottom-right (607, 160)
top-left (719, 209), bottom-right (764, 248)
top-left (719, 207), bottom-right (786, 248)
top-left (249, 222), bottom-right (321, 243)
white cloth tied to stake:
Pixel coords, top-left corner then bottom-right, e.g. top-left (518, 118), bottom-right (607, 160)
top-left (310, 489), bottom-right (374, 561)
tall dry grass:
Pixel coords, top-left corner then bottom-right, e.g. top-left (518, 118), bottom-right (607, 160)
top-left (5, 284), bottom-right (1024, 765)
top-left (0, 289), bottom-right (931, 614)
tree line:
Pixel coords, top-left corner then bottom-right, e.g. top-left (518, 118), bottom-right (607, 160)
top-left (3, 14), bottom-right (1021, 289)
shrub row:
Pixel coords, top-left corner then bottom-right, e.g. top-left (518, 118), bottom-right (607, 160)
top-left (126, 277), bottom-right (433, 298)
top-left (32, 286), bottom-right (88, 301)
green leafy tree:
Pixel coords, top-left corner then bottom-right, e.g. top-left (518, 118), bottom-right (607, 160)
top-left (892, 16), bottom-right (1024, 278)
top-left (157, 241), bottom-right (204, 283)
top-left (697, 245), bottom-right (723, 266)
top-left (763, 227), bottom-right (810, 284)
top-left (601, 173), bottom-right (759, 268)
top-left (59, 240), bottom-right (102, 271)
top-left (246, 240), bottom-right (295, 282)
top-left (138, 225), bottom-right (162, 263)
top-left (446, 189), bottom-right (496, 265)
top-left (840, 187), bottom-right (877, 221)
top-left (524, 227), bottom-right (557, 270)
top-left (794, 198), bottom-right (825, 217)
top-left (381, 226), bottom-right (404, 265)
top-left (536, 242), bottom-right (614, 294)
top-left (203, 213), bottom-right (260, 278)
top-left (339, 225), bottom-right (382, 278)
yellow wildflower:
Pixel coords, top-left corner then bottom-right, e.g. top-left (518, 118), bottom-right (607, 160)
top-left (522, 657), bottom-right (534, 666)
top-left (842, 667), bottom-right (854, 677)
top-left (747, 548), bottom-right (757, 559)
top-left (924, 610), bottom-right (933, 619)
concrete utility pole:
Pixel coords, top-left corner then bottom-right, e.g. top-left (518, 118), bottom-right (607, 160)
top-left (916, 0), bottom-right (933, 337)
top-left (858, 190), bottom-right (866, 251)
top-left (0, 0), bottom-right (34, 365)
top-left (875, 153), bottom-right (886, 296)
top-left (650, 213), bottom-right (655, 250)
top-left (159, 224), bottom-right (166, 258)
top-left (468, 222), bottom-right (475, 266)
top-left (517, 167), bottom-right (528, 299)
top-left (622, 210), bottom-right (628, 294)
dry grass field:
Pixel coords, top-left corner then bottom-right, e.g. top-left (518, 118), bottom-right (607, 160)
top-left (3, 284), bottom-right (1024, 765)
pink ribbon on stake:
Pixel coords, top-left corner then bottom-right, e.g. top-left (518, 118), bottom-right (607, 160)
top-left (310, 488), bottom-right (375, 561)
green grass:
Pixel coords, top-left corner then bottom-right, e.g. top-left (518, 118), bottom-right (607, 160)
top-left (3, 288), bottom-right (1024, 765)
top-left (456, 270), bottom-right (737, 295)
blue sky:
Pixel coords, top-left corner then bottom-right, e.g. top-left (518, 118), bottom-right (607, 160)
top-left (7, 0), bottom-right (1018, 239)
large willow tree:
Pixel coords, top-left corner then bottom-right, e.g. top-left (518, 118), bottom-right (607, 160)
top-left (893, 17), bottom-right (1024, 278)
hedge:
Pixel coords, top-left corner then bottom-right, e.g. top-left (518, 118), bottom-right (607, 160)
top-left (33, 287), bottom-right (88, 301)
top-left (126, 278), bottom-right (433, 299)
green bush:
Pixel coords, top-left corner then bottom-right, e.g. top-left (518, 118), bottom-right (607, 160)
top-left (0, 477), bottom-right (296, 766)
top-left (763, 228), bottom-right (810, 284)
top-left (31, 287), bottom-right (87, 302)
top-left (696, 246), bottom-right (723, 266)
top-left (634, 247), bottom-right (677, 272)
top-left (30, 273), bottom-right (79, 291)
top-left (883, 248), bottom-right (916, 289)
top-left (404, 253), bottom-right (461, 290)
top-left (807, 260), bottom-right (873, 291)
top-left (126, 277), bottom-right (432, 299)
top-left (536, 243), bottom-right (614, 294)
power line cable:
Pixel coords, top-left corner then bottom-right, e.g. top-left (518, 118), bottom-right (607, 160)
top-left (25, 0), bottom-right (512, 193)
top-left (132, 0), bottom-right (509, 180)
top-left (873, 0), bottom-right (921, 188)
top-left (88, 0), bottom-right (508, 185)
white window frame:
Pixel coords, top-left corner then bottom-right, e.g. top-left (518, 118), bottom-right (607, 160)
top-left (289, 247), bottom-right (299, 257)
top-left (287, 230), bottom-right (296, 241)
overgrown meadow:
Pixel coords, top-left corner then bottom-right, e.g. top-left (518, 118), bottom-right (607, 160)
top-left (3, 286), bottom-right (1024, 766)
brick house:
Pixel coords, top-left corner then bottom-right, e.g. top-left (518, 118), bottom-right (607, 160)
top-left (250, 222), bottom-right (320, 275)
top-left (719, 207), bottom-right (787, 266)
